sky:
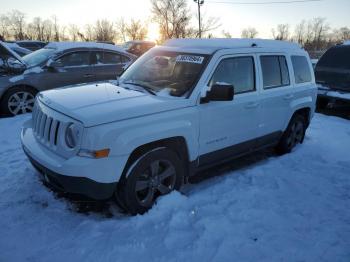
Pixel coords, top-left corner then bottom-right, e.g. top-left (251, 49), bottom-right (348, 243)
top-left (0, 0), bottom-right (349, 40)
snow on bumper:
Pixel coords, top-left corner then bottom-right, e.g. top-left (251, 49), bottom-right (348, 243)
top-left (317, 85), bottom-right (350, 102)
top-left (21, 119), bottom-right (127, 199)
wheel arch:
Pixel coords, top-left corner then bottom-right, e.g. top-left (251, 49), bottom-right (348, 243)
top-left (0, 84), bottom-right (39, 101)
top-left (119, 136), bottom-right (191, 182)
top-left (287, 107), bottom-right (312, 129)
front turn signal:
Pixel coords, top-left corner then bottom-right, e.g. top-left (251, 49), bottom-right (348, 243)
top-left (78, 148), bottom-right (110, 159)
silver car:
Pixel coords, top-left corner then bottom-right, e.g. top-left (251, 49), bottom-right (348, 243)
top-left (0, 42), bottom-right (136, 116)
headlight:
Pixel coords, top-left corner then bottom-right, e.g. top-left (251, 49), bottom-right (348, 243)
top-left (65, 123), bottom-right (80, 149)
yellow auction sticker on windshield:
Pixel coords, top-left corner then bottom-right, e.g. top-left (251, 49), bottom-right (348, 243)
top-left (176, 55), bottom-right (204, 64)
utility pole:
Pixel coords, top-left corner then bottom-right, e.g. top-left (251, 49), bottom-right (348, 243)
top-left (194, 0), bottom-right (204, 38)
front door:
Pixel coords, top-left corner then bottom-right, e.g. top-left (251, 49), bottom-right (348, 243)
top-left (41, 50), bottom-right (95, 90)
top-left (198, 54), bottom-right (261, 167)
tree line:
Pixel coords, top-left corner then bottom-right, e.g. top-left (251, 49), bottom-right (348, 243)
top-left (1, 0), bottom-right (349, 53)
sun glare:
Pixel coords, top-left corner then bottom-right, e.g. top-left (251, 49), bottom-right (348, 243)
top-left (147, 23), bottom-right (160, 42)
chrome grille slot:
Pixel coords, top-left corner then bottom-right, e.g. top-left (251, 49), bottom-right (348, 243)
top-left (31, 99), bottom-right (83, 159)
top-left (32, 103), bottom-right (62, 148)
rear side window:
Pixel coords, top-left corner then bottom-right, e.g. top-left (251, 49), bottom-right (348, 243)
top-left (260, 55), bottom-right (290, 89)
top-left (210, 56), bottom-right (255, 94)
top-left (121, 55), bottom-right (131, 63)
top-left (96, 52), bottom-right (122, 64)
top-left (292, 56), bottom-right (312, 84)
top-left (317, 46), bottom-right (350, 70)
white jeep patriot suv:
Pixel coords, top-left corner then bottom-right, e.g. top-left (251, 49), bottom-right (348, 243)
top-left (21, 39), bottom-right (317, 214)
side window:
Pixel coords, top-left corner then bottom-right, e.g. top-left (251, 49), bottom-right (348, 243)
top-left (121, 55), bottom-right (131, 63)
top-left (291, 56), bottom-right (312, 84)
top-left (260, 55), bottom-right (290, 89)
top-left (210, 56), bottom-right (255, 94)
top-left (96, 52), bottom-right (122, 64)
top-left (56, 51), bottom-right (90, 67)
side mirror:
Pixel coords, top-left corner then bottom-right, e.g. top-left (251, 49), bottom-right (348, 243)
top-left (201, 84), bottom-right (234, 103)
top-left (46, 60), bottom-right (63, 71)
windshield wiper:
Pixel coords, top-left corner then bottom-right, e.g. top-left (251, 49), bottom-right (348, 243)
top-left (122, 81), bottom-right (157, 95)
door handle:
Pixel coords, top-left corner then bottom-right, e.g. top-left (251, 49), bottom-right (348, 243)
top-left (284, 94), bottom-right (294, 100)
top-left (84, 74), bottom-right (94, 78)
top-left (245, 102), bottom-right (259, 109)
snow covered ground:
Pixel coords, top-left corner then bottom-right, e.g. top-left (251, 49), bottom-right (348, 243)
top-left (0, 113), bottom-right (350, 262)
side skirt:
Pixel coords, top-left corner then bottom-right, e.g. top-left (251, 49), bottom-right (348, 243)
top-left (188, 131), bottom-right (282, 176)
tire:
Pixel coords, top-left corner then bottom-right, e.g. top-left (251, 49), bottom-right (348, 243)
top-left (275, 114), bottom-right (306, 155)
top-left (116, 147), bottom-right (184, 215)
top-left (0, 86), bottom-right (37, 117)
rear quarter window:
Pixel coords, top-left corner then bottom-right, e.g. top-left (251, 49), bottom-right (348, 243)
top-left (291, 56), bottom-right (312, 84)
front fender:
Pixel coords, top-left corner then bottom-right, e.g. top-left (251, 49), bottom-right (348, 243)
top-left (82, 107), bottom-right (199, 162)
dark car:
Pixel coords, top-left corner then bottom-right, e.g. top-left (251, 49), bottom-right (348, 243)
top-left (16, 41), bottom-right (47, 51)
top-left (0, 41), bottom-right (136, 116)
top-left (315, 42), bottom-right (350, 109)
top-left (122, 40), bottom-right (155, 57)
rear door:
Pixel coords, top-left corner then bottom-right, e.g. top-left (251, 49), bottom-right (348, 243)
top-left (91, 51), bottom-right (128, 81)
top-left (257, 53), bottom-right (294, 146)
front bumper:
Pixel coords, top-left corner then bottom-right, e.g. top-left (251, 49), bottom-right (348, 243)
top-left (317, 87), bottom-right (350, 109)
top-left (21, 120), bottom-right (125, 200)
top-left (24, 148), bottom-right (117, 200)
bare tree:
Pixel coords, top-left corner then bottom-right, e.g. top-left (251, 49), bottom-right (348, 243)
top-left (68, 24), bottom-right (80, 41)
top-left (221, 30), bottom-right (232, 38)
top-left (151, 0), bottom-right (192, 42)
top-left (334, 27), bottom-right (350, 42)
top-left (0, 14), bottom-right (11, 40)
top-left (294, 20), bottom-right (306, 45)
top-left (52, 15), bottom-right (60, 41)
top-left (115, 18), bottom-right (128, 43)
top-left (195, 13), bottom-right (220, 38)
top-left (84, 24), bottom-right (95, 41)
top-left (9, 10), bottom-right (26, 40)
top-left (272, 24), bottom-right (290, 40)
top-left (125, 19), bottom-right (148, 40)
top-left (94, 19), bottom-right (116, 42)
top-left (241, 27), bottom-right (258, 38)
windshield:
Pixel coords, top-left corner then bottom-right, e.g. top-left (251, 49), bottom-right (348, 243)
top-left (22, 48), bottom-right (56, 67)
top-left (119, 49), bottom-right (209, 97)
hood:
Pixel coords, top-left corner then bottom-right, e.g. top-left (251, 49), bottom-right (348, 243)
top-left (0, 41), bottom-right (26, 74)
top-left (38, 82), bottom-right (192, 127)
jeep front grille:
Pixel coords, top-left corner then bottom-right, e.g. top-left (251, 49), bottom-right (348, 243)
top-left (32, 104), bottom-right (61, 148)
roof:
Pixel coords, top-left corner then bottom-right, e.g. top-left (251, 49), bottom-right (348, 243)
top-left (164, 38), bottom-right (302, 53)
top-left (45, 42), bottom-right (130, 55)
top-left (126, 40), bottom-right (155, 44)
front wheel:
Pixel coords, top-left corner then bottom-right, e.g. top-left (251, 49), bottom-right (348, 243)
top-left (116, 148), bottom-right (184, 215)
top-left (276, 114), bottom-right (306, 155)
top-left (0, 86), bottom-right (37, 116)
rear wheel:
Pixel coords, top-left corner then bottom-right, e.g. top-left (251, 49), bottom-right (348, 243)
top-left (116, 147), bottom-right (184, 215)
top-left (276, 114), bottom-right (306, 155)
top-left (0, 86), bottom-right (37, 116)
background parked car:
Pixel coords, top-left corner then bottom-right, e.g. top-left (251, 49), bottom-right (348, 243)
top-left (122, 40), bottom-right (156, 57)
top-left (315, 41), bottom-right (350, 109)
top-left (0, 41), bottom-right (136, 116)
top-left (4, 42), bottom-right (32, 57)
top-left (16, 40), bottom-right (47, 51)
